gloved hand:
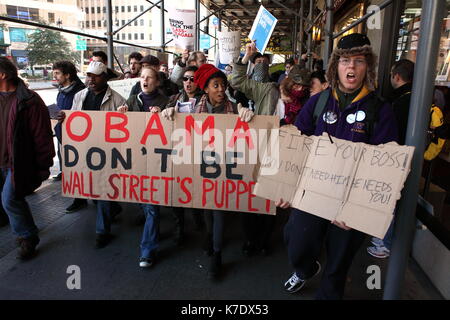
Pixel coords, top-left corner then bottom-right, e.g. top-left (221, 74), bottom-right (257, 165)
top-left (117, 105), bottom-right (128, 113)
top-left (161, 107), bottom-right (175, 121)
top-left (237, 103), bottom-right (254, 122)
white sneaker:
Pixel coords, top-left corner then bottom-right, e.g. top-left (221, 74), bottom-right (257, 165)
top-left (367, 245), bottom-right (390, 259)
top-left (371, 237), bottom-right (384, 247)
top-left (284, 261), bottom-right (321, 293)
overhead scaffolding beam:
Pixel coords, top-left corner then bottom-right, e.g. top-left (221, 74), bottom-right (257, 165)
top-left (198, 0), bottom-right (237, 25)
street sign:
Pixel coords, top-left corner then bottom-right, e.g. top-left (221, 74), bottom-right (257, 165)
top-left (200, 34), bottom-right (210, 50)
top-left (76, 39), bottom-right (87, 51)
top-left (212, 17), bottom-right (219, 28)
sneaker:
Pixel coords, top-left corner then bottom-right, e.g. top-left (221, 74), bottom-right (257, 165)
top-left (95, 234), bottom-right (113, 249)
top-left (17, 235), bottom-right (40, 260)
top-left (284, 261), bottom-right (321, 293)
top-left (139, 257), bottom-right (154, 268)
top-left (371, 237), bottom-right (384, 247)
top-left (367, 245), bottom-right (390, 258)
top-left (65, 199), bottom-right (88, 213)
top-left (52, 172), bottom-right (62, 181)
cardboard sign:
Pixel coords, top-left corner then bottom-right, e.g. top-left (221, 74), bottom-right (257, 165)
top-left (248, 5), bottom-right (278, 54)
top-left (217, 30), bottom-right (241, 64)
top-left (254, 126), bottom-right (415, 238)
top-left (168, 8), bottom-right (196, 51)
top-left (61, 111), bottom-right (279, 215)
top-left (107, 78), bottom-right (140, 100)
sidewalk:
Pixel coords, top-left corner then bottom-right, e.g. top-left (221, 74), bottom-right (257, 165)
top-left (0, 180), bottom-right (443, 300)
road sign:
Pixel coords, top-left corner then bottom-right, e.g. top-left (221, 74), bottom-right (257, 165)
top-left (212, 17), bottom-right (219, 28)
top-left (200, 34), bottom-right (210, 50)
top-left (76, 39), bottom-right (87, 51)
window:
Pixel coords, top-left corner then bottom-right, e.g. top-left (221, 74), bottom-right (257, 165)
top-left (128, 6), bottom-right (131, 12)
top-left (98, 20), bottom-right (101, 28)
top-left (91, 7), bottom-right (94, 14)
top-left (134, 6), bottom-right (137, 12)
top-left (48, 12), bottom-right (55, 24)
top-left (140, 5), bottom-right (144, 11)
top-left (121, 6), bottom-right (125, 13)
top-left (85, 7), bottom-right (89, 14)
top-left (47, 0), bottom-right (53, 2)
top-left (134, 20), bottom-right (138, 26)
top-left (6, 5), bottom-right (39, 22)
top-left (141, 33), bottom-right (144, 40)
top-left (115, 6), bottom-right (118, 13)
top-left (128, 33), bottom-right (132, 40)
top-left (91, 21), bottom-right (95, 28)
top-left (149, 34), bottom-right (152, 40)
top-left (140, 19), bottom-right (144, 26)
top-left (86, 21), bottom-right (90, 28)
top-left (103, 20), bottom-right (106, 27)
top-left (103, 7), bottom-right (106, 14)
top-left (122, 33), bottom-right (125, 40)
top-left (97, 7), bottom-right (100, 14)
top-left (134, 33), bottom-right (138, 40)
top-left (149, 20), bottom-right (152, 27)
top-left (121, 20), bottom-right (125, 26)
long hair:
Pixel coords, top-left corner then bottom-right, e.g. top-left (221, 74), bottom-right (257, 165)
top-left (0, 57), bottom-right (19, 85)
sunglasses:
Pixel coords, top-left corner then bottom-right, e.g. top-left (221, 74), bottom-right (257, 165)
top-left (183, 76), bottom-right (194, 82)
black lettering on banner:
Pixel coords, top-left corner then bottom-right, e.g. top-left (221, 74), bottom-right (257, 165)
top-left (315, 137), bottom-right (329, 156)
top-left (86, 147), bottom-right (106, 170)
top-left (225, 152), bottom-right (243, 180)
top-left (64, 144), bottom-right (79, 167)
top-left (154, 148), bottom-right (176, 173)
top-left (201, 151), bottom-right (221, 178)
top-left (111, 148), bottom-right (132, 170)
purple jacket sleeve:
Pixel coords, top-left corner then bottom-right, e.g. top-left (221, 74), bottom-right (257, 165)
top-left (370, 101), bottom-right (399, 145)
top-left (294, 93), bottom-right (321, 135)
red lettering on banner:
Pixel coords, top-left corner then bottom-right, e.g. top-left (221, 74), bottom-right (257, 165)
top-left (225, 180), bottom-right (237, 209)
top-left (62, 172), bottom-right (72, 195)
top-left (178, 177), bottom-right (192, 204)
top-left (105, 112), bottom-right (130, 143)
top-left (202, 179), bottom-right (214, 206)
top-left (72, 171), bottom-right (81, 195)
top-left (150, 176), bottom-right (160, 204)
top-left (185, 115), bottom-right (215, 146)
top-left (162, 177), bottom-right (174, 205)
top-left (265, 199), bottom-right (271, 213)
top-left (247, 181), bottom-right (259, 212)
top-left (107, 174), bottom-right (120, 200)
top-left (120, 174), bottom-right (129, 199)
top-left (129, 175), bottom-right (140, 201)
top-left (66, 112), bottom-right (92, 142)
top-left (89, 172), bottom-right (100, 198)
top-left (228, 118), bottom-right (255, 149)
top-left (139, 175), bottom-right (150, 203)
top-left (79, 173), bottom-right (90, 197)
top-left (140, 113), bottom-right (168, 145)
top-left (236, 180), bottom-right (249, 210)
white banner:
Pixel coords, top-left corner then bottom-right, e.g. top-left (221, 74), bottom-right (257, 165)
top-left (168, 8), bottom-right (196, 51)
top-left (218, 30), bottom-right (241, 64)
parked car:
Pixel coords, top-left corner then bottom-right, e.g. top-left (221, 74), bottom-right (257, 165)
top-left (19, 65), bottom-right (53, 78)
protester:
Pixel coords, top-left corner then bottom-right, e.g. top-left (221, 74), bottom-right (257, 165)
top-left (165, 65), bottom-right (205, 244)
top-left (251, 52), bottom-right (271, 65)
top-left (57, 61), bottom-right (126, 249)
top-left (224, 64), bottom-right (233, 77)
top-left (366, 59), bottom-right (446, 259)
top-left (124, 52), bottom-right (143, 79)
top-left (117, 67), bottom-right (168, 267)
top-left (129, 54), bottom-right (178, 98)
top-left (277, 58), bottom-right (295, 84)
top-left (51, 61), bottom-right (86, 183)
top-left (300, 52), bottom-right (324, 72)
top-left (161, 64), bottom-right (254, 279)
top-left (278, 33), bottom-right (399, 299)
top-left (160, 63), bottom-right (169, 77)
top-left (0, 57), bottom-right (55, 259)
top-left (187, 51), bottom-right (207, 67)
top-left (91, 50), bottom-right (123, 80)
top-left (310, 70), bottom-right (328, 96)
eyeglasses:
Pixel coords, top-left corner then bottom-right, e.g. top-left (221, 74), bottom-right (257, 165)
top-left (183, 76), bottom-right (194, 82)
top-left (338, 58), bottom-right (366, 66)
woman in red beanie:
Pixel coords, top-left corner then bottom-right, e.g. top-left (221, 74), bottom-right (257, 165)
top-left (162, 64), bottom-right (254, 279)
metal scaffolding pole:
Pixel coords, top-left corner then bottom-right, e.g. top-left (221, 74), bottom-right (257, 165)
top-left (293, 13), bottom-right (298, 55)
top-left (161, 0), bottom-right (165, 50)
top-left (299, 0), bottom-right (304, 55)
top-left (106, 0), bottom-right (114, 69)
top-left (323, 0), bottom-right (334, 68)
top-left (195, 0), bottom-right (200, 51)
top-left (307, 0), bottom-right (313, 70)
top-left (383, 0), bottom-right (445, 300)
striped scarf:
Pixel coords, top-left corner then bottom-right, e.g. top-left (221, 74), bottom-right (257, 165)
top-left (195, 94), bottom-right (235, 114)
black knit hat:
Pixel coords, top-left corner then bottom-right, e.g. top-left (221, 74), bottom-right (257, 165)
top-left (337, 33), bottom-right (371, 50)
top-left (139, 55), bottom-right (160, 66)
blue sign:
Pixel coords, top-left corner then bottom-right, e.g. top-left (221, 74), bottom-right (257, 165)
top-left (248, 6), bottom-right (278, 54)
top-left (9, 28), bottom-right (34, 43)
top-left (212, 17), bottom-right (219, 27)
top-left (200, 34), bottom-right (210, 50)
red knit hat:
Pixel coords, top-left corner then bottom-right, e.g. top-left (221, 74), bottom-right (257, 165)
top-left (194, 64), bottom-right (220, 90)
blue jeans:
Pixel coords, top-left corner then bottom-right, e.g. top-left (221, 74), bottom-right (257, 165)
top-left (382, 220), bottom-right (394, 250)
top-left (96, 200), bottom-right (113, 235)
top-left (0, 168), bottom-right (38, 238)
top-left (140, 204), bottom-right (160, 259)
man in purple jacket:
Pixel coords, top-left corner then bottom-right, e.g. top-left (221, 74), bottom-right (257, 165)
top-left (276, 34), bottom-right (398, 299)
top-left (0, 57), bottom-right (55, 260)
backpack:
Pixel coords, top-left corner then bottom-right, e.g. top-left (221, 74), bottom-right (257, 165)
top-left (311, 88), bottom-right (383, 139)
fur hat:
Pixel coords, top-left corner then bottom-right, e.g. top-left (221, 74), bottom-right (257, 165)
top-left (326, 33), bottom-right (377, 91)
top-left (288, 65), bottom-right (311, 86)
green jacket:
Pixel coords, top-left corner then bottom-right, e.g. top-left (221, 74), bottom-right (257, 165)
top-left (230, 61), bottom-right (279, 116)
